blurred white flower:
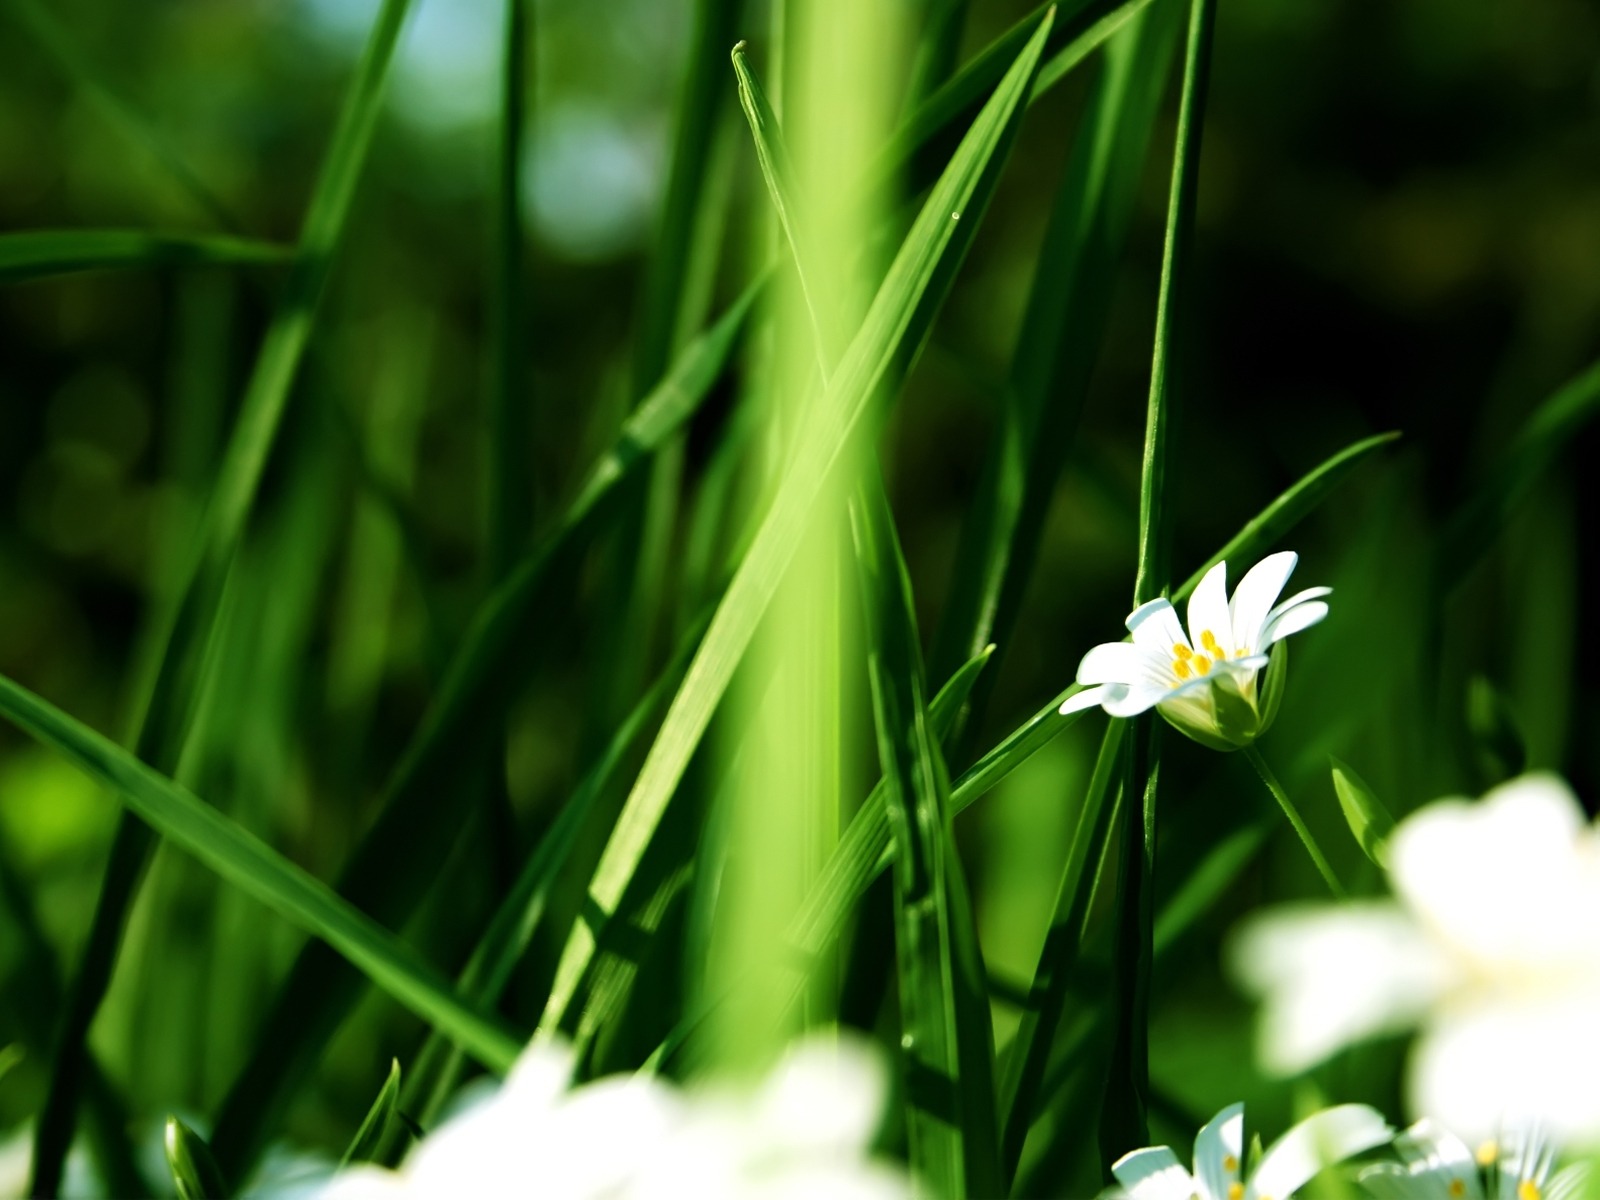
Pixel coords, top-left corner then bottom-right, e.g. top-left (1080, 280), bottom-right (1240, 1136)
top-left (1231, 773), bottom-right (1600, 1146)
top-left (1059, 552), bottom-right (1330, 751)
top-left (1357, 1119), bottom-right (1589, 1200)
top-left (309, 1032), bottom-right (914, 1200)
top-left (1110, 1101), bottom-right (1391, 1200)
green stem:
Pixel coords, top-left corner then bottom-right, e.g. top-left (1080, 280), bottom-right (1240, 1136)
top-left (1243, 745), bottom-right (1346, 898)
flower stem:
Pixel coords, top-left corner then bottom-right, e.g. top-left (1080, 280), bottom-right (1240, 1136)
top-left (1243, 745), bottom-right (1346, 898)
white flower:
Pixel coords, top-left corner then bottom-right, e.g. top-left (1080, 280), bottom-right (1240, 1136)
top-left (1059, 552), bottom-right (1330, 750)
top-left (1230, 773), bottom-right (1600, 1147)
top-left (307, 1032), bottom-right (914, 1200)
top-left (1358, 1120), bottom-right (1590, 1200)
top-left (1110, 1101), bottom-right (1392, 1200)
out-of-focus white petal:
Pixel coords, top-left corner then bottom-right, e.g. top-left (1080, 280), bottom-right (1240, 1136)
top-left (1229, 902), bottom-right (1453, 1074)
top-left (1111, 1146), bottom-right (1198, 1200)
top-left (1061, 684), bottom-right (1114, 715)
top-left (0, 1128), bottom-right (31, 1200)
top-left (1186, 562), bottom-right (1234, 656)
top-left (501, 1035), bottom-right (577, 1110)
top-left (1388, 774), bottom-right (1600, 973)
top-left (302, 1166), bottom-right (407, 1200)
top-left (1228, 551), bottom-right (1298, 654)
top-left (1193, 1104), bottom-right (1245, 1200)
top-left (754, 1033), bottom-right (888, 1156)
top-left (1247, 1105), bottom-right (1391, 1200)
top-left (1079, 642), bottom-right (1172, 688)
top-left (1260, 601), bottom-right (1328, 647)
top-left (1128, 598), bottom-right (1188, 652)
top-left (1410, 988), bottom-right (1600, 1149)
top-left (741, 1163), bottom-right (919, 1200)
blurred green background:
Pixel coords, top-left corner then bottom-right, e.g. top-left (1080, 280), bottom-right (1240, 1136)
top-left (1, 0), bottom-right (1597, 1192)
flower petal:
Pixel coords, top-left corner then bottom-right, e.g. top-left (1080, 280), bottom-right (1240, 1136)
top-left (1186, 561), bottom-right (1235, 657)
top-left (1409, 988), bottom-right (1600, 1149)
top-left (1193, 1103), bottom-right (1245, 1200)
top-left (1111, 1146), bottom-right (1198, 1200)
top-left (1228, 551), bottom-right (1298, 654)
top-left (1387, 773), bottom-right (1600, 974)
top-left (1079, 641), bottom-right (1172, 688)
top-left (754, 1033), bottom-right (888, 1155)
top-left (1266, 586), bottom-right (1332, 623)
top-left (1247, 1105), bottom-right (1391, 1200)
top-left (1260, 600), bottom-right (1328, 647)
top-left (1103, 684), bottom-right (1169, 718)
top-left (1127, 598), bottom-right (1189, 652)
top-left (1228, 902), bottom-right (1453, 1074)
top-left (1060, 684), bottom-right (1114, 715)
top-left (1387, 1119), bottom-right (1485, 1200)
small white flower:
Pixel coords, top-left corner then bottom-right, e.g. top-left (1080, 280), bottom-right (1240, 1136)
top-left (308, 1032), bottom-right (914, 1200)
top-left (1231, 773), bottom-right (1600, 1147)
top-left (1358, 1120), bottom-right (1590, 1200)
top-left (1059, 552), bottom-right (1331, 750)
top-left (1110, 1101), bottom-right (1392, 1200)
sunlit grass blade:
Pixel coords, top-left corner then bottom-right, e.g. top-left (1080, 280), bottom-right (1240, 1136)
top-left (208, 282), bottom-right (758, 1180)
top-left (854, 484), bottom-right (1000, 1198)
top-left (537, 7), bottom-right (1055, 1044)
top-left (1437, 357), bottom-right (1600, 590)
top-left (0, 673), bottom-right (524, 1069)
top-left (29, 2), bottom-right (419, 1188)
top-left (3, 0), bottom-right (239, 229)
top-left (165, 1115), bottom-right (228, 1200)
top-left (997, 717), bottom-right (1124, 1182)
top-left (929, 0), bottom-right (1183, 741)
top-left (0, 230), bottom-right (291, 284)
top-left (341, 1060), bottom-right (402, 1168)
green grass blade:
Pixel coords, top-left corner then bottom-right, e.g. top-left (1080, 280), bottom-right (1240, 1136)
top-left (907, 0), bottom-right (972, 106)
top-left (165, 1116), bottom-right (229, 1200)
top-left (487, 0), bottom-right (534, 577)
top-left (1437, 357), bottom-right (1600, 590)
top-left (1243, 746), bottom-right (1346, 897)
top-left (1151, 819), bottom-right (1268, 955)
top-left (854, 484), bottom-right (1000, 1198)
top-left (207, 283), bottom-right (758, 1181)
top-left (929, 0), bottom-right (1183, 736)
top-left (997, 717), bottom-right (1125, 1181)
top-left (341, 1060), bottom-right (402, 1168)
top-left (0, 231), bottom-right (291, 284)
top-left (0, 674), bottom-right (523, 1068)
top-left (537, 8), bottom-right (1055, 1043)
top-left (3, 0), bottom-right (239, 230)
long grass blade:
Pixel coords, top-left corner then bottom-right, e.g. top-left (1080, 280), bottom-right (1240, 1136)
top-left (536, 8), bottom-right (1056, 1044)
top-left (0, 231), bottom-right (291, 284)
top-left (0, 675), bottom-right (523, 1068)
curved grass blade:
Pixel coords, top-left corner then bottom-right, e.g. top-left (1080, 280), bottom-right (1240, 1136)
top-left (341, 1060), bottom-right (402, 1168)
top-left (29, 1), bottom-right (420, 1190)
top-left (930, 0), bottom-right (1183, 735)
top-left (0, 673), bottom-right (524, 1070)
top-left (208, 282), bottom-right (759, 1180)
top-left (0, 231), bottom-right (291, 284)
top-left (165, 1116), bottom-right (228, 1200)
top-left (854, 484), bottom-right (1000, 1197)
top-left (537, 7), bottom-right (1056, 1043)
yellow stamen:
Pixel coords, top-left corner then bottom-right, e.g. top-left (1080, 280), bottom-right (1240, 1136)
top-left (1449, 1182), bottom-right (1465, 1198)
top-left (1192, 654), bottom-right (1213, 674)
top-left (1227, 1184), bottom-right (1244, 1200)
top-left (1234, 647), bottom-right (1250, 658)
top-left (1222, 1155), bottom-right (1238, 1173)
top-left (1173, 659), bottom-right (1193, 681)
top-left (1476, 1141), bottom-right (1498, 1167)
top-left (1173, 643), bottom-right (1193, 660)
top-left (1202, 629), bottom-right (1224, 656)
top-left (1519, 1181), bottom-right (1541, 1200)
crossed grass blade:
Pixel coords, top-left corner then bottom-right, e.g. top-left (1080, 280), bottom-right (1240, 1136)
top-left (0, 231), bottom-right (291, 284)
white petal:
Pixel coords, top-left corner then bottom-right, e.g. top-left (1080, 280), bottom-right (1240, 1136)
top-left (503, 1035), bottom-right (578, 1110)
top-left (1111, 1146), bottom-right (1199, 1200)
top-left (1409, 988), bottom-right (1600, 1150)
top-left (1387, 1119), bottom-right (1485, 1200)
top-left (1193, 1103), bottom-right (1245, 1200)
top-left (753, 1033), bottom-right (888, 1156)
top-left (1079, 641), bottom-right (1172, 688)
top-left (1260, 601), bottom-right (1328, 647)
top-left (1127, 598), bottom-right (1189, 652)
top-left (1186, 561), bottom-right (1235, 657)
top-left (1266, 586), bottom-right (1332, 622)
top-left (1103, 684), bottom-right (1169, 718)
top-left (1388, 773), bottom-right (1600, 974)
top-left (1061, 684), bottom-right (1114, 715)
top-left (1247, 1105), bottom-right (1391, 1200)
top-left (306, 1166), bottom-right (409, 1200)
top-left (1228, 552), bottom-right (1298, 654)
top-left (1228, 903), bottom-right (1453, 1074)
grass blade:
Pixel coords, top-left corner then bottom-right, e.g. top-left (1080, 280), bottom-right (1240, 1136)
top-left (29, 2), bottom-right (419, 1189)
top-left (536, 7), bottom-right (1056, 1043)
top-left (0, 674), bottom-right (523, 1068)
top-left (0, 231), bottom-right (291, 284)
top-left (207, 282), bottom-right (758, 1180)
top-left (341, 1060), bottom-right (402, 1168)
top-left (854, 484), bottom-right (1000, 1197)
